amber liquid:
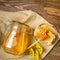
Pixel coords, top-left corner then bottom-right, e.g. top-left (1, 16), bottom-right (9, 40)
top-left (2, 25), bottom-right (30, 55)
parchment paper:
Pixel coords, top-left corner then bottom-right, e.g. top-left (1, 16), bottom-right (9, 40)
top-left (0, 10), bottom-right (60, 60)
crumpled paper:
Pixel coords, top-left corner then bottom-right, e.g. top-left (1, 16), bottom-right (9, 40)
top-left (0, 10), bottom-right (60, 60)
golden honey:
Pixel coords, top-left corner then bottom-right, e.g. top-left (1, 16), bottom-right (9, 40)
top-left (2, 21), bottom-right (32, 55)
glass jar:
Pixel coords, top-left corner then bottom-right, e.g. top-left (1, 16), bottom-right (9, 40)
top-left (2, 21), bottom-right (33, 55)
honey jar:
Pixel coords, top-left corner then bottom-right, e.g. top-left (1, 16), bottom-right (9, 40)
top-left (2, 21), bottom-right (33, 55)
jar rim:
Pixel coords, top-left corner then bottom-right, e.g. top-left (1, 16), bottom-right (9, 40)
top-left (11, 21), bottom-right (29, 27)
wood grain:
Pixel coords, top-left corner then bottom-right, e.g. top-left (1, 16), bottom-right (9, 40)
top-left (0, 0), bottom-right (60, 60)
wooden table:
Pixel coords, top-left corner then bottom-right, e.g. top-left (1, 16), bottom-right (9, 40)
top-left (0, 0), bottom-right (60, 60)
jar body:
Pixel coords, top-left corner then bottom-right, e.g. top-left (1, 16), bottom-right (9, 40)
top-left (2, 21), bottom-right (32, 55)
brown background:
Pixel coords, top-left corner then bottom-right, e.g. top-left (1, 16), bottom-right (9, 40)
top-left (0, 0), bottom-right (60, 60)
